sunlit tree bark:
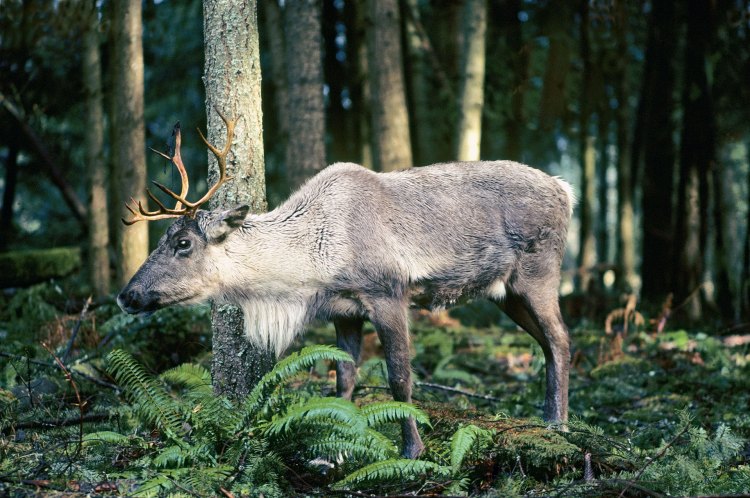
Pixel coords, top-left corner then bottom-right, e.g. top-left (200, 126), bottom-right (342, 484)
top-left (83, 1), bottom-right (110, 298)
top-left (111, 0), bottom-right (148, 286)
top-left (455, 0), bottom-right (487, 161)
top-left (204, 0), bottom-right (274, 397)
top-left (367, 0), bottom-right (412, 171)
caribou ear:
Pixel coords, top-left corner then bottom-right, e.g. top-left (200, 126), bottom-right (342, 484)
top-left (205, 205), bottom-right (250, 242)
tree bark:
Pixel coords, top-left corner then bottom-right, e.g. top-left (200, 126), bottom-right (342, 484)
top-left (367, 0), bottom-right (413, 171)
top-left (204, 0), bottom-right (275, 398)
top-left (639, 0), bottom-right (678, 302)
top-left (111, 0), bottom-right (148, 286)
top-left (501, 0), bottom-right (528, 162)
top-left (0, 138), bottom-right (19, 248)
top-left (261, 0), bottom-right (288, 153)
top-left (596, 111), bottom-right (610, 266)
top-left (284, 0), bottom-right (326, 190)
top-left (405, 0), bottom-right (432, 166)
top-left (742, 143), bottom-right (750, 321)
top-left (83, 1), bottom-right (110, 298)
top-left (455, 0), bottom-right (487, 161)
top-left (614, 0), bottom-right (636, 292)
top-left (577, 1), bottom-right (596, 292)
top-left (673, 0), bottom-right (716, 323)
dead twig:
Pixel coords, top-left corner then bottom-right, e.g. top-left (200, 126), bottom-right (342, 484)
top-left (62, 296), bottom-right (92, 364)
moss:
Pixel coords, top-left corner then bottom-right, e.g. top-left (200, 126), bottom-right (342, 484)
top-left (0, 247), bottom-right (81, 288)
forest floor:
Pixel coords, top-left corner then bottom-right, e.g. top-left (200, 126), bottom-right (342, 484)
top-left (0, 280), bottom-right (749, 497)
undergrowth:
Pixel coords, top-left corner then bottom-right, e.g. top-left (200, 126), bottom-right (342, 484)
top-left (0, 282), bottom-right (749, 496)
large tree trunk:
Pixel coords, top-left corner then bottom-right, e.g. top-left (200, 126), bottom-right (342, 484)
top-left (614, 0), bottom-right (636, 292)
top-left (83, 2), bottom-right (110, 298)
top-left (455, 0), bottom-right (487, 161)
top-left (501, 0), bottom-right (528, 162)
top-left (367, 0), bottom-right (413, 171)
top-left (639, 0), bottom-right (677, 302)
top-left (596, 110), bottom-right (610, 267)
top-left (204, 0), bottom-right (274, 397)
top-left (673, 0), bottom-right (716, 323)
top-left (284, 0), bottom-right (326, 190)
top-left (743, 144), bottom-right (750, 321)
top-left (111, 0), bottom-right (148, 286)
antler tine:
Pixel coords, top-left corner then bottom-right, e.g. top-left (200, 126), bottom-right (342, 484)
top-left (192, 109), bottom-right (238, 209)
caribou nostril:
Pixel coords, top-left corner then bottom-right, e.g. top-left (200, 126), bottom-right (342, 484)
top-left (117, 288), bottom-right (142, 313)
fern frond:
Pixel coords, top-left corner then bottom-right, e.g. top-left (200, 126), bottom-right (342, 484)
top-left (361, 401), bottom-right (431, 428)
top-left (308, 428), bottom-right (399, 462)
top-left (160, 363), bottom-right (212, 394)
top-left (265, 397), bottom-right (365, 436)
top-left (333, 458), bottom-right (452, 489)
top-left (243, 345), bottom-right (353, 415)
top-left (82, 431), bottom-right (138, 446)
top-left (450, 424), bottom-right (494, 471)
top-left (106, 349), bottom-right (186, 443)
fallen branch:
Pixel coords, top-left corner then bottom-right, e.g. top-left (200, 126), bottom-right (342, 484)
top-left (62, 296), bottom-right (92, 363)
top-left (1, 413), bottom-right (109, 435)
top-left (42, 342), bottom-right (85, 456)
top-left (416, 381), bottom-right (502, 403)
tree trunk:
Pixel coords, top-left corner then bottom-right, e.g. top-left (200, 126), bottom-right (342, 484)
top-left (405, 0), bottom-right (432, 166)
top-left (577, 1), bottom-right (596, 292)
top-left (673, 0), bottom-right (716, 323)
top-left (83, 1), bottom-right (110, 298)
top-left (204, 0), bottom-right (275, 398)
top-left (640, 0), bottom-right (677, 302)
top-left (538, 12), bottom-right (572, 131)
top-left (596, 111), bottom-right (610, 266)
top-left (455, 0), bottom-right (487, 161)
top-left (111, 0), bottom-right (148, 286)
top-left (261, 0), bottom-right (288, 153)
top-left (614, 0), bottom-right (636, 292)
top-left (284, 0), bottom-right (326, 190)
top-left (367, 0), bottom-right (413, 171)
top-left (742, 144), bottom-right (750, 321)
top-left (0, 138), bottom-right (19, 248)
top-left (502, 0), bottom-right (528, 162)
top-left (348, 0), bottom-right (371, 169)
top-left (712, 160), bottom-right (734, 322)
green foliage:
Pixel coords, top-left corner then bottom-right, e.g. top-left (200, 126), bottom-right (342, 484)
top-left (333, 458), bottom-right (452, 489)
top-left (450, 424), bottom-right (494, 471)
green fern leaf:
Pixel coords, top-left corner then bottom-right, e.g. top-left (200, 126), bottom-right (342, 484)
top-left (333, 458), bottom-right (452, 489)
top-left (450, 424), bottom-right (494, 471)
top-left (243, 345), bottom-right (353, 417)
top-left (160, 363), bottom-right (212, 394)
top-left (82, 431), bottom-right (138, 446)
top-left (266, 397), bottom-right (365, 436)
top-left (361, 401), bottom-right (431, 428)
top-left (106, 349), bottom-right (186, 443)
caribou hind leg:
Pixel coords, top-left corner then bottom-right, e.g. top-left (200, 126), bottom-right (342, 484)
top-left (334, 317), bottom-right (364, 400)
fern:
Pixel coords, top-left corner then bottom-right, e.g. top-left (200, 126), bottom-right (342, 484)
top-left (361, 401), bottom-right (431, 428)
top-left (82, 431), bottom-right (139, 446)
top-left (106, 349), bottom-right (186, 443)
top-left (450, 424), bottom-right (494, 472)
top-left (243, 345), bottom-right (353, 416)
top-left (333, 458), bottom-right (452, 489)
top-left (266, 397), bottom-right (366, 435)
top-left (160, 363), bottom-right (213, 394)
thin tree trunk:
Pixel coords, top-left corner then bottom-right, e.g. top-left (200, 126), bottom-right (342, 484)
top-left (614, 0), bottom-right (636, 292)
top-left (742, 143), bottom-right (750, 321)
top-left (405, 0), bottom-right (432, 166)
top-left (83, 1), bottom-right (110, 298)
top-left (262, 0), bottom-right (288, 152)
top-left (640, 0), bottom-right (677, 302)
top-left (111, 0), bottom-right (148, 286)
top-left (596, 112), bottom-right (610, 266)
top-left (577, 1), bottom-right (596, 292)
top-left (367, 0), bottom-right (413, 171)
top-left (284, 0), bottom-right (326, 190)
top-left (673, 0), bottom-right (716, 323)
top-left (538, 14), bottom-right (572, 131)
top-left (502, 0), bottom-right (528, 162)
top-left (712, 161), bottom-right (734, 321)
top-left (0, 139), bottom-right (19, 248)
top-left (455, 0), bottom-right (487, 161)
top-left (204, 0), bottom-right (274, 397)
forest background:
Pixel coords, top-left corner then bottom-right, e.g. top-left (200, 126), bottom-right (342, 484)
top-left (0, 0), bottom-right (749, 496)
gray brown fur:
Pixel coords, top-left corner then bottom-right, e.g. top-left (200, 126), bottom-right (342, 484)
top-left (118, 161), bottom-right (574, 458)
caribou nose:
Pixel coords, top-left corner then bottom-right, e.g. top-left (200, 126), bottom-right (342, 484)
top-left (117, 288), bottom-right (143, 314)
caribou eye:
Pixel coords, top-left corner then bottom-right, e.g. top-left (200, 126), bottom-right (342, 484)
top-left (176, 239), bottom-right (192, 251)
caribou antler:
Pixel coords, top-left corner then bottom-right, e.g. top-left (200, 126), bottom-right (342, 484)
top-left (122, 110), bottom-right (237, 225)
